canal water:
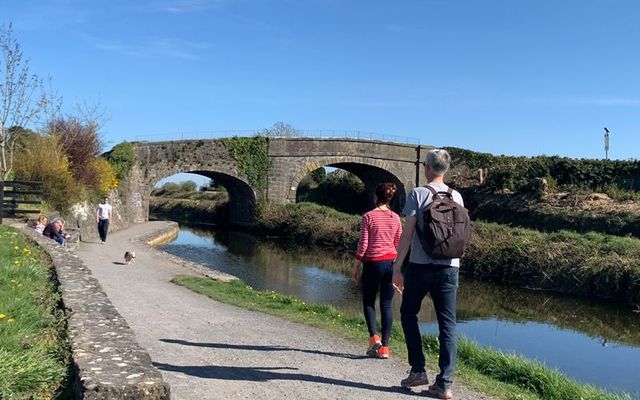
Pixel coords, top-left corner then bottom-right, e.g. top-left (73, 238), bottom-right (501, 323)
top-left (160, 225), bottom-right (640, 396)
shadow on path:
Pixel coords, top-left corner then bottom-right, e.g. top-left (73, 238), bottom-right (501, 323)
top-left (153, 362), bottom-right (422, 396)
top-left (160, 338), bottom-right (369, 360)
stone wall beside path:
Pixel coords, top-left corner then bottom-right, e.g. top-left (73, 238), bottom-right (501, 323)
top-left (23, 229), bottom-right (171, 400)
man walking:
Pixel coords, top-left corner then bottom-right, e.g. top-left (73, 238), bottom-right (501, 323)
top-left (96, 196), bottom-right (113, 244)
top-left (392, 149), bottom-right (465, 400)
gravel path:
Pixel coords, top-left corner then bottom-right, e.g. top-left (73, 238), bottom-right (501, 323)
top-left (75, 221), bottom-right (493, 400)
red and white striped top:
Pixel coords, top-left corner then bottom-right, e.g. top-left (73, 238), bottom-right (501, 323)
top-left (355, 208), bottom-right (402, 261)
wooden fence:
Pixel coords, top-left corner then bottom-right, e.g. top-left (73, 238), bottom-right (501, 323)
top-left (0, 180), bottom-right (43, 223)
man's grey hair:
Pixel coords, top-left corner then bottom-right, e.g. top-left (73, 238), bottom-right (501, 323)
top-left (52, 217), bottom-right (65, 225)
top-left (424, 149), bottom-right (451, 176)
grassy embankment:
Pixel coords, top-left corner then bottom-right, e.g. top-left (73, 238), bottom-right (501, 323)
top-left (462, 188), bottom-right (640, 238)
top-left (258, 201), bottom-right (640, 306)
top-left (0, 226), bottom-right (71, 399)
top-left (173, 276), bottom-right (632, 400)
top-left (149, 190), bottom-right (229, 224)
top-left (151, 194), bottom-right (640, 305)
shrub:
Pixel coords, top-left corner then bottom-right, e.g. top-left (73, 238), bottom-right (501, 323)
top-left (47, 117), bottom-right (103, 186)
top-left (13, 133), bottom-right (82, 212)
top-left (297, 169), bottom-right (368, 215)
top-left (88, 157), bottom-right (118, 195)
top-left (105, 141), bottom-right (136, 181)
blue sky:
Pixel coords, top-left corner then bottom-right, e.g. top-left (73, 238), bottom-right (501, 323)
top-left (3, 0), bottom-right (639, 161)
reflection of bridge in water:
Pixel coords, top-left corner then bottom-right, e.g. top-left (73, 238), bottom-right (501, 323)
top-left (126, 137), bottom-right (434, 225)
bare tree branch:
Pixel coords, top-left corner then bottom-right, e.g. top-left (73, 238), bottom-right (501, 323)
top-left (0, 23), bottom-right (52, 179)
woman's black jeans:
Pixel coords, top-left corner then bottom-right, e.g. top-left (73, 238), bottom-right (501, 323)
top-left (361, 260), bottom-right (395, 346)
top-left (400, 263), bottom-right (458, 390)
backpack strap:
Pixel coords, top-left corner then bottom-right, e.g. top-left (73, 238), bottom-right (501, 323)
top-left (425, 185), bottom-right (438, 197)
top-left (425, 184), bottom-right (454, 200)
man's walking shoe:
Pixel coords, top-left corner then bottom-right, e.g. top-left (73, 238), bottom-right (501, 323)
top-left (375, 346), bottom-right (390, 359)
top-left (427, 384), bottom-right (453, 399)
top-left (400, 371), bottom-right (429, 387)
top-left (366, 334), bottom-right (381, 356)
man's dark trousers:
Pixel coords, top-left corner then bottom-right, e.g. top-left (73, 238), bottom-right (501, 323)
top-left (98, 219), bottom-right (110, 242)
top-left (400, 262), bottom-right (458, 390)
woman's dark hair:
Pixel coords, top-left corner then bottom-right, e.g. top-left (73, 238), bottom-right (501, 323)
top-left (375, 183), bottom-right (397, 206)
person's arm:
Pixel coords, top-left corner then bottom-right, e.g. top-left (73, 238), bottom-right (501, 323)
top-left (108, 205), bottom-right (112, 221)
top-left (352, 215), bottom-right (369, 282)
top-left (391, 188), bottom-right (419, 294)
top-left (96, 206), bottom-right (100, 223)
top-left (393, 215), bottom-right (402, 250)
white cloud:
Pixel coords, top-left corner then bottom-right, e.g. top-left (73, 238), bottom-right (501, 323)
top-left (162, 0), bottom-right (223, 13)
top-left (88, 36), bottom-right (211, 60)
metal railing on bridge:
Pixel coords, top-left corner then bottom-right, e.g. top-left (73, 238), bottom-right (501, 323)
top-left (134, 129), bottom-right (420, 145)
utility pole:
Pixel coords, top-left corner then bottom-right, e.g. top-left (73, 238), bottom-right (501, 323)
top-left (604, 127), bottom-right (610, 160)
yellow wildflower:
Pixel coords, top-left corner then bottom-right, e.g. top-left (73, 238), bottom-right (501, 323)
top-left (7, 318), bottom-right (15, 324)
top-left (14, 245), bottom-right (19, 250)
top-left (0, 313), bottom-right (5, 319)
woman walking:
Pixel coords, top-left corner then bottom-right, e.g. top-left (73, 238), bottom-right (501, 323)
top-left (352, 183), bottom-right (402, 358)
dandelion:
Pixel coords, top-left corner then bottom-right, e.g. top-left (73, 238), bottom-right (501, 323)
top-left (14, 245), bottom-right (19, 250)
top-left (14, 260), bottom-right (20, 265)
top-left (7, 318), bottom-right (15, 324)
top-left (0, 313), bottom-right (5, 319)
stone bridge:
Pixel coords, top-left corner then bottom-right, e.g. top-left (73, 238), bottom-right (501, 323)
top-left (123, 138), bottom-right (433, 225)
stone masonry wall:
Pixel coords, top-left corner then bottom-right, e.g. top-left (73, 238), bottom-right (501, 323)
top-left (268, 138), bottom-right (429, 206)
top-left (23, 228), bottom-right (170, 399)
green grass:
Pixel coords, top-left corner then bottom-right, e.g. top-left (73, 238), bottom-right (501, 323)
top-left (467, 222), bottom-right (640, 305)
top-left (0, 226), bottom-right (71, 399)
top-left (172, 276), bottom-right (633, 400)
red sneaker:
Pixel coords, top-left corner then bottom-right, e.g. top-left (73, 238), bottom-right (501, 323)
top-left (375, 346), bottom-right (390, 359)
top-left (366, 334), bottom-right (381, 356)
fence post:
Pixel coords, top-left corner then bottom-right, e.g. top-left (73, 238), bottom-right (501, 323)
top-left (0, 180), bottom-right (3, 224)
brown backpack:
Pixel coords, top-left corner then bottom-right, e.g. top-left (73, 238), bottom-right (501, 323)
top-left (415, 185), bottom-right (472, 259)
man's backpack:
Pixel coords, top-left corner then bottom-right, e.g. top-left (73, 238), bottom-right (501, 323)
top-left (415, 185), bottom-right (472, 259)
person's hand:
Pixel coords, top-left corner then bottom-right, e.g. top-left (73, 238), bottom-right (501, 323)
top-left (352, 260), bottom-right (362, 283)
top-left (392, 265), bottom-right (404, 294)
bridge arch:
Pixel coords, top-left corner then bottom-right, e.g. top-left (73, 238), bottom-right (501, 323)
top-left (288, 157), bottom-right (408, 213)
top-left (135, 140), bottom-right (257, 225)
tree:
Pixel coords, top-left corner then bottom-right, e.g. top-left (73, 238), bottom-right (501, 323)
top-left (47, 116), bottom-right (104, 185)
top-left (0, 23), bottom-right (51, 179)
top-left (262, 121), bottom-right (302, 138)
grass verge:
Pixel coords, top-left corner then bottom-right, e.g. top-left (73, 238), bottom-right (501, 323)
top-left (0, 226), bottom-right (71, 399)
top-left (172, 275), bottom-right (632, 400)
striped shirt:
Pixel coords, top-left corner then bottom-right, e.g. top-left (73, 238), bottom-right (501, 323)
top-left (355, 208), bottom-right (402, 261)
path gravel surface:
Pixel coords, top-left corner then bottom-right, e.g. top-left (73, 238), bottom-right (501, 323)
top-left (75, 221), bottom-right (493, 400)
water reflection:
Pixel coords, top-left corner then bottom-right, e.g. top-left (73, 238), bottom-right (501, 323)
top-left (161, 225), bottom-right (640, 395)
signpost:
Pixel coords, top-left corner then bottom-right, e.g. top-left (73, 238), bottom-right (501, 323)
top-left (604, 127), bottom-right (610, 160)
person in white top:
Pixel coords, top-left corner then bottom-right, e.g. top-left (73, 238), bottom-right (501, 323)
top-left (96, 197), bottom-right (113, 243)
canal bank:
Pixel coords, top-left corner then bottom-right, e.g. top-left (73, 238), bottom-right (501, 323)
top-left (74, 221), bottom-right (494, 400)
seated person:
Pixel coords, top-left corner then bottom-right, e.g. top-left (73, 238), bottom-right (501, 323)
top-left (42, 218), bottom-right (70, 246)
top-left (34, 215), bottom-right (48, 234)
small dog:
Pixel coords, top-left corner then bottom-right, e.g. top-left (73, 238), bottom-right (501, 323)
top-left (124, 251), bottom-right (136, 265)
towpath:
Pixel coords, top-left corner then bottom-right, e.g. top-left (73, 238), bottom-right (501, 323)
top-left (75, 221), bottom-right (492, 400)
